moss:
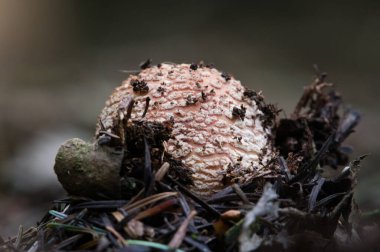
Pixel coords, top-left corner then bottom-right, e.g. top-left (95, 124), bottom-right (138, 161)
top-left (54, 138), bottom-right (123, 199)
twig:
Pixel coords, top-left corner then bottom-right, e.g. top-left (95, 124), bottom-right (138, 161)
top-left (328, 192), bottom-right (353, 220)
top-left (308, 176), bottom-right (325, 212)
top-left (290, 134), bottom-right (334, 183)
top-left (168, 210), bottom-right (197, 248)
top-left (133, 198), bottom-right (178, 221)
top-left (278, 156), bottom-right (292, 181)
top-left (102, 214), bottom-right (126, 246)
top-left (155, 162), bottom-right (170, 181)
top-left (170, 178), bottom-right (220, 218)
top-left (140, 59), bottom-right (152, 69)
top-left (232, 184), bottom-right (251, 205)
top-left (142, 97), bottom-right (151, 118)
top-left (361, 209), bottom-right (380, 219)
top-left (177, 192), bottom-right (197, 233)
top-left (15, 225), bottom-right (23, 248)
top-left (54, 234), bottom-right (83, 250)
top-left (143, 137), bottom-right (154, 196)
top-left (292, 65), bottom-right (330, 118)
top-left (278, 207), bottom-right (308, 219)
top-left (113, 192), bottom-right (178, 221)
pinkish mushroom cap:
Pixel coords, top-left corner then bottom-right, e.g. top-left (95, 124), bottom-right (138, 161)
top-left (95, 63), bottom-right (276, 197)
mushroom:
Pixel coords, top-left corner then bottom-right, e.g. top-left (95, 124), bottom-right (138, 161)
top-left (54, 63), bottom-right (277, 198)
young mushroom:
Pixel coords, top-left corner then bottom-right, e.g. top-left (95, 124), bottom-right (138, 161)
top-left (54, 63), bottom-right (277, 198)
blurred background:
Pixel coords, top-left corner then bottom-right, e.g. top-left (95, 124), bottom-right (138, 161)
top-left (0, 0), bottom-right (379, 237)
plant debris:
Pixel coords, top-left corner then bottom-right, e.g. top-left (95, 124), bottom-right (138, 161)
top-left (131, 79), bottom-right (149, 94)
top-left (139, 59), bottom-right (152, 70)
top-left (232, 105), bottom-right (246, 121)
top-left (2, 67), bottom-right (379, 252)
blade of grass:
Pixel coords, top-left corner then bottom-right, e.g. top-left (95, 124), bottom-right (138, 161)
top-left (49, 210), bottom-right (68, 220)
top-left (126, 239), bottom-right (185, 252)
top-left (46, 222), bottom-right (105, 236)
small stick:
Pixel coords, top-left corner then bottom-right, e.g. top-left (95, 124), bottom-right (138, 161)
top-left (278, 156), bottom-right (292, 181)
top-left (292, 65), bottom-right (330, 118)
top-left (118, 95), bottom-right (135, 144)
top-left (143, 137), bottom-right (154, 197)
top-left (124, 96), bottom-right (135, 124)
top-left (170, 178), bottom-right (220, 218)
top-left (168, 210), bottom-right (197, 248)
top-left (15, 225), bottom-right (23, 248)
top-left (361, 208), bottom-right (380, 220)
top-left (155, 162), bottom-right (170, 181)
top-left (133, 198), bottom-right (178, 221)
top-left (140, 59), bottom-right (152, 69)
top-left (232, 184), bottom-right (251, 205)
top-left (142, 97), bottom-right (151, 118)
top-left (102, 214), bottom-right (126, 246)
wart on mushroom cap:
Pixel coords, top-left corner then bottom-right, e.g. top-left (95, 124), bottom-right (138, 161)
top-left (54, 63), bottom-right (278, 199)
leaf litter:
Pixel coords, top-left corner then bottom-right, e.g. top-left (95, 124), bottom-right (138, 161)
top-left (1, 66), bottom-right (379, 252)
